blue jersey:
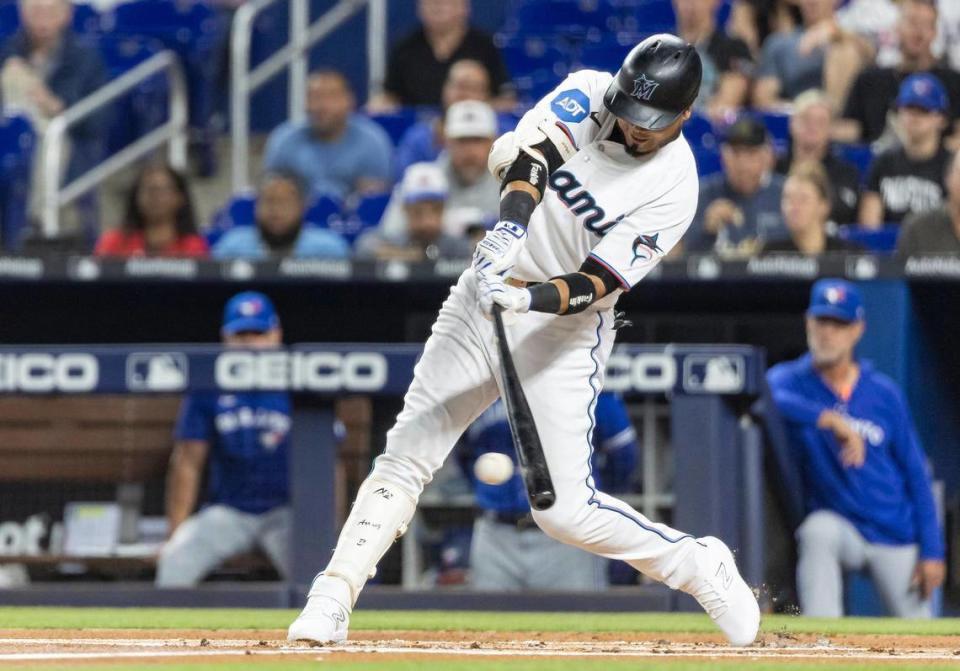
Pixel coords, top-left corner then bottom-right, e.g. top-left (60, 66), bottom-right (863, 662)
top-left (458, 392), bottom-right (639, 514)
top-left (767, 355), bottom-right (943, 559)
top-left (174, 392), bottom-right (291, 514)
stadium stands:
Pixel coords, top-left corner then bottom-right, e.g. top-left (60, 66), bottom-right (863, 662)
top-left (0, 111), bottom-right (33, 250)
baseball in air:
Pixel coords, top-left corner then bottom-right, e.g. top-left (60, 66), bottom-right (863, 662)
top-left (474, 452), bottom-right (515, 485)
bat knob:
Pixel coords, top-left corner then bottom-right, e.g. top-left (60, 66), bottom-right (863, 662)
top-left (530, 491), bottom-right (556, 511)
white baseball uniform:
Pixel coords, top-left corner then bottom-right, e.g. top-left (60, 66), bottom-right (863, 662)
top-left (320, 70), bottom-right (708, 597)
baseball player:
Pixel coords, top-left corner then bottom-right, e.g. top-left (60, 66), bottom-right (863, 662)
top-left (459, 392), bottom-right (638, 591)
top-left (289, 34), bottom-right (760, 646)
top-left (156, 292), bottom-right (292, 587)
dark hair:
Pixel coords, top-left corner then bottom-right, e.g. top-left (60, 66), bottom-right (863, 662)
top-left (123, 162), bottom-right (198, 236)
top-left (308, 68), bottom-right (352, 95)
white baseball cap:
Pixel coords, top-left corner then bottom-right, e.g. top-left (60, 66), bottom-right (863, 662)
top-left (444, 100), bottom-right (497, 139)
top-left (401, 162), bottom-right (449, 204)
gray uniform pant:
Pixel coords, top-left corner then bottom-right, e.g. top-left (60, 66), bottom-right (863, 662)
top-left (795, 509), bottom-right (931, 618)
top-left (470, 515), bottom-right (608, 591)
top-left (155, 504), bottom-right (291, 587)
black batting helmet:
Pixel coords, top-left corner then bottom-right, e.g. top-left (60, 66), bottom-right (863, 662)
top-left (603, 34), bottom-right (702, 131)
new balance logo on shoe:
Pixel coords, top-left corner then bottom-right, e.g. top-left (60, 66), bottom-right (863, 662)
top-left (716, 562), bottom-right (733, 590)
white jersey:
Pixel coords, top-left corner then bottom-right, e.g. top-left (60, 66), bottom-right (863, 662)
top-left (510, 70), bottom-right (699, 309)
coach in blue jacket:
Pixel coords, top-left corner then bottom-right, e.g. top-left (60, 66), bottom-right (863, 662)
top-left (767, 279), bottom-right (945, 617)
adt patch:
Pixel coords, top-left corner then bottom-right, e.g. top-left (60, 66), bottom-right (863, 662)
top-left (551, 89), bottom-right (590, 122)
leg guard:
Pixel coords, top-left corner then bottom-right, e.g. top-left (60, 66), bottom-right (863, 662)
top-left (321, 477), bottom-right (417, 604)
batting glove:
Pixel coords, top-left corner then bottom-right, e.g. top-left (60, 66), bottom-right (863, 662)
top-left (473, 220), bottom-right (527, 275)
top-left (477, 271), bottom-right (531, 319)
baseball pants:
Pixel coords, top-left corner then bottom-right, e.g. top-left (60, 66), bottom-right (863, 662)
top-left (796, 509), bottom-right (932, 618)
top-left (156, 504), bottom-right (291, 587)
top-left (470, 515), bottom-right (608, 591)
top-left (365, 270), bottom-right (701, 589)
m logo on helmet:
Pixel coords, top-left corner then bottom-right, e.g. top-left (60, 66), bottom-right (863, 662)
top-left (631, 74), bottom-right (660, 101)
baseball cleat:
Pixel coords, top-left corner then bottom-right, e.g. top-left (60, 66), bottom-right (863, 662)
top-left (687, 536), bottom-right (761, 646)
top-left (287, 575), bottom-right (352, 644)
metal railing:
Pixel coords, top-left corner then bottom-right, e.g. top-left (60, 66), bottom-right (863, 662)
top-left (230, 0), bottom-right (388, 192)
top-left (42, 50), bottom-right (188, 238)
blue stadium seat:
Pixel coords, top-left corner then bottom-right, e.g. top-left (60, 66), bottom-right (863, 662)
top-left (0, 112), bottom-right (35, 251)
top-left (500, 40), bottom-right (570, 102)
top-left (503, 1), bottom-right (619, 40)
top-left (327, 192), bottom-right (390, 246)
top-left (610, 0), bottom-right (677, 34)
top-left (369, 109), bottom-right (421, 147)
top-left (206, 191), bottom-right (256, 246)
top-left (305, 195), bottom-right (343, 229)
top-left (835, 143), bottom-right (873, 185)
top-left (97, 35), bottom-right (168, 157)
top-left (107, 0), bottom-right (222, 171)
top-left (694, 147), bottom-right (722, 177)
top-left (684, 112), bottom-right (717, 150)
top-left (760, 111), bottom-right (790, 144)
top-left (837, 225), bottom-right (900, 254)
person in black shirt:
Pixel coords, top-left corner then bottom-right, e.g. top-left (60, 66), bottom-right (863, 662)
top-left (775, 90), bottom-right (860, 224)
top-left (762, 162), bottom-right (864, 255)
top-left (860, 73), bottom-right (954, 227)
top-left (674, 0), bottom-right (754, 120)
top-left (837, 0), bottom-right (960, 146)
top-left (368, 0), bottom-right (512, 112)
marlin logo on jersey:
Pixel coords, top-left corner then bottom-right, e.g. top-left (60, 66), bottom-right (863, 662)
top-left (632, 74), bottom-right (660, 101)
top-left (630, 233), bottom-right (663, 265)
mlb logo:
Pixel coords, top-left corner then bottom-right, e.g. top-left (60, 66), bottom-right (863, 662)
top-left (683, 355), bottom-right (745, 394)
top-left (126, 353), bottom-right (188, 392)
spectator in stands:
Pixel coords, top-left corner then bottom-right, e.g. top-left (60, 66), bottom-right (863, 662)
top-left (0, 0), bottom-right (108, 211)
top-left (355, 162), bottom-right (472, 261)
top-left (898, 151), bottom-right (960, 255)
top-left (837, 0), bottom-right (960, 146)
top-left (686, 115), bottom-right (786, 256)
top-left (767, 279), bottom-right (945, 617)
top-left (94, 162), bottom-right (208, 257)
top-left (263, 69), bottom-right (393, 201)
top-left (673, 0), bottom-right (754, 121)
top-left (775, 90), bottom-right (860, 225)
top-left (727, 0), bottom-right (801, 57)
top-left (835, 0), bottom-right (901, 68)
top-left (382, 101), bottom-right (500, 238)
top-left (859, 73), bottom-right (954, 228)
top-left (212, 172), bottom-right (350, 260)
top-left (367, 0), bottom-right (512, 112)
top-left (394, 59), bottom-right (493, 178)
top-left (762, 162), bottom-right (864, 255)
top-left (753, 0), bottom-right (873, 112)
top-left (458, 392), bottom-right (638, 591)
top-left (157, 292), bottom-right (291, 587)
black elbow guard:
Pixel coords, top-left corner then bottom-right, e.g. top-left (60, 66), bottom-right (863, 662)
top-left (501, 152), bottom-right (548, 198)
top-left (557, 272), bottom-right (599, 313)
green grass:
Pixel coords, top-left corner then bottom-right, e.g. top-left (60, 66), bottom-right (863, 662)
top-left (0, 607), bottom-right (958, 637)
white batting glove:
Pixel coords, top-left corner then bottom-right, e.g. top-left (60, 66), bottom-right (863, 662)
top-left (473, 220), bottom-right (527, 275)
top-left (477, 271), bottom-right (531, 320)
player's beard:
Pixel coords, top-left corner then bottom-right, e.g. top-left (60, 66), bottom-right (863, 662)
top-left (612, 123), bottom-right (682, 158)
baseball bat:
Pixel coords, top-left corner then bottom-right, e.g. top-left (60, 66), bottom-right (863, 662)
top-left (491, 306), bottom-right (556, 511)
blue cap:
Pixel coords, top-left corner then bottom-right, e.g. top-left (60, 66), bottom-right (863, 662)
top-left (222, 291), bottom-right (280, 334)
top-left (807, 279), bottom-right (864, 323)
top-left (896, 73), bottom-right (948, 113)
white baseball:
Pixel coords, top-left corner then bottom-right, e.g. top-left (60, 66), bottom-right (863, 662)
top-left (474, 452), bottom-right (515, 485)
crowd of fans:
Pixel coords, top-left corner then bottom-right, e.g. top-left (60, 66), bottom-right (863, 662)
top-left (3, 0), bottom-right (960, 259)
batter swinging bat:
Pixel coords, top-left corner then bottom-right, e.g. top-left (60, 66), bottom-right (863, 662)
top-left (492, 306), bottom-right (556, 511)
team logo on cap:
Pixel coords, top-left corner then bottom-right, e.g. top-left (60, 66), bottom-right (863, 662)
top-left (824, 285), bottom-right (846, 304)
top-left (630, 232), bottom-right (663, 265)
top-left (631, 74), bottom-right (660, 101)
top-left (240, 298), bottom-right (262, 316)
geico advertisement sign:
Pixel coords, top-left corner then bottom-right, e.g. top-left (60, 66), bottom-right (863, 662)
top-left (604, 352), bottom-right (677, 393)
top-left (0, 354), bottom-right (98, 392)
top-left (215, 351), bottom-right (388, 391)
